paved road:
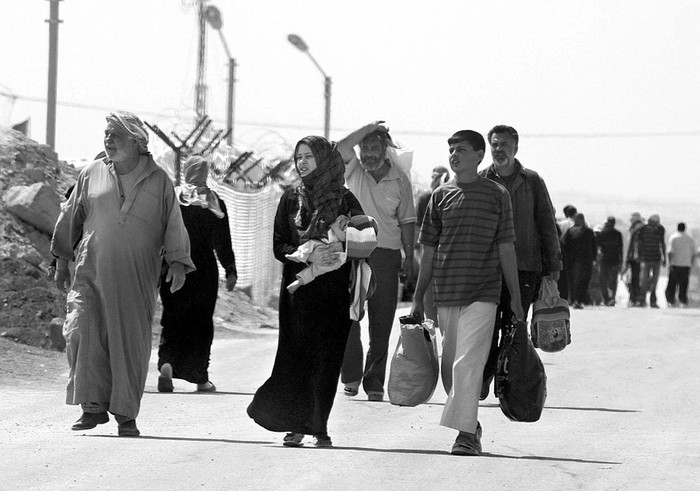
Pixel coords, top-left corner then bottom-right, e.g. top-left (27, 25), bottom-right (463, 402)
top-left (2, 298), bottom-right (699, 490)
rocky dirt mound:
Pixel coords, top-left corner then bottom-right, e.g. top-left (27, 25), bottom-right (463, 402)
top-left (0, 127), bottom-right (75, 350)
top-left (0, 127), bottom-right (278, 354)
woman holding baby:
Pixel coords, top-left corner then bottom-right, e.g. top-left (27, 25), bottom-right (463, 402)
top-left (247, 136), bottom-right (364, 448)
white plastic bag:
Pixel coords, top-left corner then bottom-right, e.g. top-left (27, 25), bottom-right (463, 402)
top-left (387, 314), bottom-right (439, 406)
top-left (385, 142), bottom-right (414, 181)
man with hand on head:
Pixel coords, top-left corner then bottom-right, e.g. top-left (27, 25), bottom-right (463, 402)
top-left (337, 121), bottom-right (417, 402)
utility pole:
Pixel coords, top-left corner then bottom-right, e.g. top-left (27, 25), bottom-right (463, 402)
top-left (226, 57), bottom-right (236, 146)
top-left (194, 0), bottom-right (208, 117)
top-left (45, 0), bottom-right (62, 150)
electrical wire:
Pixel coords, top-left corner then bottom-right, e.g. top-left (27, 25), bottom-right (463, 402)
top-left (2, 90), bottom-right (700, 139)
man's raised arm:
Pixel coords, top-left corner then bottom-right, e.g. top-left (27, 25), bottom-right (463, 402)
top-left (337, 120), bottom-right (388, 163)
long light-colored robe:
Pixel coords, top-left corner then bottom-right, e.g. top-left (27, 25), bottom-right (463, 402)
top-left (51, 155), bottom-right (195, 419)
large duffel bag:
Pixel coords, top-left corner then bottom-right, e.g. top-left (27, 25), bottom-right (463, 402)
top-left (495, 320), bottom-right (547, 422)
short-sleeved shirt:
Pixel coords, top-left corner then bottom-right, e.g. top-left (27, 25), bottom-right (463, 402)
top-left (419, 177), bottom-right (515, 307)
top-left (344, 155), bottom-right (416, 250)
top-left (668, 232), bottom-right (696, 267)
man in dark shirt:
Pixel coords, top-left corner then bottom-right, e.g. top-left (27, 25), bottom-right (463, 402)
top-left (637, 214), bottom-right (666, 308)
top-left (597, 216), bottom-right (624, 306)
top-left (478, 125), bottom-right (561, 399)
top-left (414, 165), bottom-right (450, 330)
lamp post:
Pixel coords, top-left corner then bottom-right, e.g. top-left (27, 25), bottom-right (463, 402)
top-left (287, 34), bottom-right (331, 139)
top-left (205, 5), bottom-right (236, 146)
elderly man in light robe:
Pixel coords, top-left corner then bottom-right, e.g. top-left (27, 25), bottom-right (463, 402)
top-left (51, 111), bottom-right (195, 437)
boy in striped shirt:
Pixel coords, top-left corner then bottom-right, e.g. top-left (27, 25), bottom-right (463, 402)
top-left (411, 130), bottom-right (524, 456)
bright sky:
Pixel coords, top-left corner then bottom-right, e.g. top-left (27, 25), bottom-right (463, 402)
top-left (2, 0), bottom-right (700, 216)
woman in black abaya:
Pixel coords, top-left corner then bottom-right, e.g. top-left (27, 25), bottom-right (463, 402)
top-left (247, 136), bottom-right (363, 447)
top-left (157, 156), bottom-right (237, 392)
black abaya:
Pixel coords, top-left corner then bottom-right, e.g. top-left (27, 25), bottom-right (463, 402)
top-left (247, 187), bottom-right (363, 435)
top-left (158, 197), bottom-right (236, 384)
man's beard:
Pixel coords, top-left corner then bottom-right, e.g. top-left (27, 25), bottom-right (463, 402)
top-left (493, 153), bottom-right (509, 165)
top-left (361, 156), bottom-right (382, 170)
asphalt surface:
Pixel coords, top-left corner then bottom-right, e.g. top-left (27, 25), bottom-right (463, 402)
top-left (2, 285), bottom-right (699, 490)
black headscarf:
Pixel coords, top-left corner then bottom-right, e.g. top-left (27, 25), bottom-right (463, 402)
top-left (294, 136), bottom-right (346, 241)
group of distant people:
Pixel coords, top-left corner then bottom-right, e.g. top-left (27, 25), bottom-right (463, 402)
top-left (49, 110), bottom-right (695, 457)
top-left (624, 213), bottom-right (696, 308)
top-left (554, 205), bottom-right (697, 310)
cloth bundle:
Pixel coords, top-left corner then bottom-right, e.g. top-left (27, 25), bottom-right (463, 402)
top-left (346, 215), bottom-right (379, 259)
top-left (531, 278), bottom-right (571, 353)
top-left (387, 314), bottom-right (439, 407)
top-left (347, 214), bottom-right (378, 320)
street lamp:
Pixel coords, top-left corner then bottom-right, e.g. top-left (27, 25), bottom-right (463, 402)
top-left (287, 34), bottom-right (331, 139)
top-left (205, 5), bottom-right (236, 146)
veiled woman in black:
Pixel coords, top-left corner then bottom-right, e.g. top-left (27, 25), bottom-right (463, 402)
top-left (157, 156), bottom-right (237, 393)
top-left (247, 136), bottom-right (363, 447)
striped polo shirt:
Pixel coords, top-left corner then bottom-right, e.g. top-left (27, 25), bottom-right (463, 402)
top-left (419, 177), bottom-right (515, 307)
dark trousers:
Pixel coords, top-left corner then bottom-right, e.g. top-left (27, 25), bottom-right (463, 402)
top-left (665, 266), bottom-right (691, 305)
top-left (628, 261), bottom-right (641, 304)
top-left (641, 261), bottom-right (661, 306)
top-left (571, 260), bottom-right (594, 304)
top-left (483, 270), bottom-right (542, 391)
top-left (558, 259), bottom-right (570, 301)
top-left (341, 248), bottom-right (401, 395)
top-left (599, 262), bottom-right (621, 305)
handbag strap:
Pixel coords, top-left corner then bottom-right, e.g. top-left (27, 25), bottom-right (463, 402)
top-left (540, 278), bottom-right (561, 307)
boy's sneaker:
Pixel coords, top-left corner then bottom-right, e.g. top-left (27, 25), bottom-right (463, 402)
top-left (451, 422), bottom-right (482, 456)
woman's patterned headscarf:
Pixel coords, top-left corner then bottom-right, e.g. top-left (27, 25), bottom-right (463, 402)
top-left (294, 136), bottom-right (346, 241)
top-left (175, 155), bottom-right (224, 218)
top-left (105, 111), bottom-right (149, 154)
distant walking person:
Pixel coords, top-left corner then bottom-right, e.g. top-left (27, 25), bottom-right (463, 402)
top-left (51, 111), bottom-right (195, 437)
top-left (157, 156), bottom-right (238, 394)
top-left (561, 213), bottom-right (598, 309)
top-left (623, 212), bottom-right (645, 306)
top-left (337, 121), bottom-right (417, 402)
top-left (478, 125), bottom-right (561, 399)
top-left (411, 129), bottom-right (523, 456)
top-left (416, 166), bottom-right (451, 227)
top-left (638, 214), bottom-right (666, 308)
top-left (415, 165), bottom-right (451, 331)
top-left (597, 216), bottom-right (624, 306)
top-left (557, 204), bottom-right (577, 301)
top-left (665, 222), bottom-right (696, 308)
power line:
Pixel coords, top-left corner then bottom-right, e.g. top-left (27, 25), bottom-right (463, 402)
top-left (3, 91), bottom-right (700, 139)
